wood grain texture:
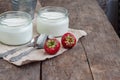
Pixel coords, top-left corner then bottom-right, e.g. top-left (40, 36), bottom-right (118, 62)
top-left (40, 0), bottom-right (93, 80)
top-left (40, 0), bottom-right (120, 80)
top-left (72, 0), bottom-right (120, 80)
top-left (0, 60), bottom-right (40, 80)
top-left (42, 43), bottom-right (93, 80)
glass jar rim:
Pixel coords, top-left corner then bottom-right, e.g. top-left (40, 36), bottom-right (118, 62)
top-left (38, 6), bottom-right (68, 20)
top-left (0, 11), bottom-right (32, 28)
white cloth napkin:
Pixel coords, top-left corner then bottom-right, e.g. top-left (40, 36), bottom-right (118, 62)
top-left (2, 28), bottom-right (87, 66)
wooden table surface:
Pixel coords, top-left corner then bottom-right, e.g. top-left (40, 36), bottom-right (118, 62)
top-left (0, 0), bottom-right (120, 80)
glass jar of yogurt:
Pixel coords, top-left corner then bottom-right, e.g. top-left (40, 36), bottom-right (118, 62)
top-left (0, 11), bottom-right (33, 45)
top-left (37, 6), bottom-right (69, 37)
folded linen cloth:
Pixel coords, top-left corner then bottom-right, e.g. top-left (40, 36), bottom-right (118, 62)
top-left (0, 28), bottom-right (87, 66)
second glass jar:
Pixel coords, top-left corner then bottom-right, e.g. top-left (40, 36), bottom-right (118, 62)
top-left (37, 6), bottom-right (69, 37)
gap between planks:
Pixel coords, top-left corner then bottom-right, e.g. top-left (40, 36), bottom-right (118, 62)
top-left (80, 39), bottom-right (95, 80)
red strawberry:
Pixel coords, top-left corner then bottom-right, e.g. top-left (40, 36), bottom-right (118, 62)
top-left (61, 32), bottom-right (76, 49)
top-left (44, 38), bottom-right (60, 55)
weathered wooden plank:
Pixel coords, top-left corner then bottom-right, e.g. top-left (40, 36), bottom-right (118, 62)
top-left (41, 43), bottom-right (93, 80)
top-left (40, 0), bottom-right (93, 80)
top-left (72, 0), bottom-right (120, 80)
top-left (0, 60), bottom-right (40, 80)
top-left (41, 0), bottom-right (120, 80)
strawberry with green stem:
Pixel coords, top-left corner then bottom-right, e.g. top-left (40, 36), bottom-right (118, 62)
top-left (61, 33), bottom-right (76, 49)
top-left (44, 38), bottom-right (60, 55)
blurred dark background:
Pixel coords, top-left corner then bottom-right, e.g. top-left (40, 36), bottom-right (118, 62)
top-left (0, 0), bottom-right (12, 13)
top-left (97, 0), bottom-right (119, 37)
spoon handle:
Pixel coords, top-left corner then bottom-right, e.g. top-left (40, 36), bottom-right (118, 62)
top-left (9, 48), bottom-right (36, 62)
top-left (0, 44), bottom-right (31, 59)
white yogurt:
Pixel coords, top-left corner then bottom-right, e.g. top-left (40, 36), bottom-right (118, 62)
top-left (37, 7), bottom-right (69, 37)
top-left (0, 11), bottom-right (33, 45)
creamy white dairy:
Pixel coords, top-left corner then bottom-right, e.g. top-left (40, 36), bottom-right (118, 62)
top-left (0, 18), bottom-right (33, 45)
top-left (1, 18), bottom-right (28, 26)
top-left (37, 12), bottom-right (69, 37)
